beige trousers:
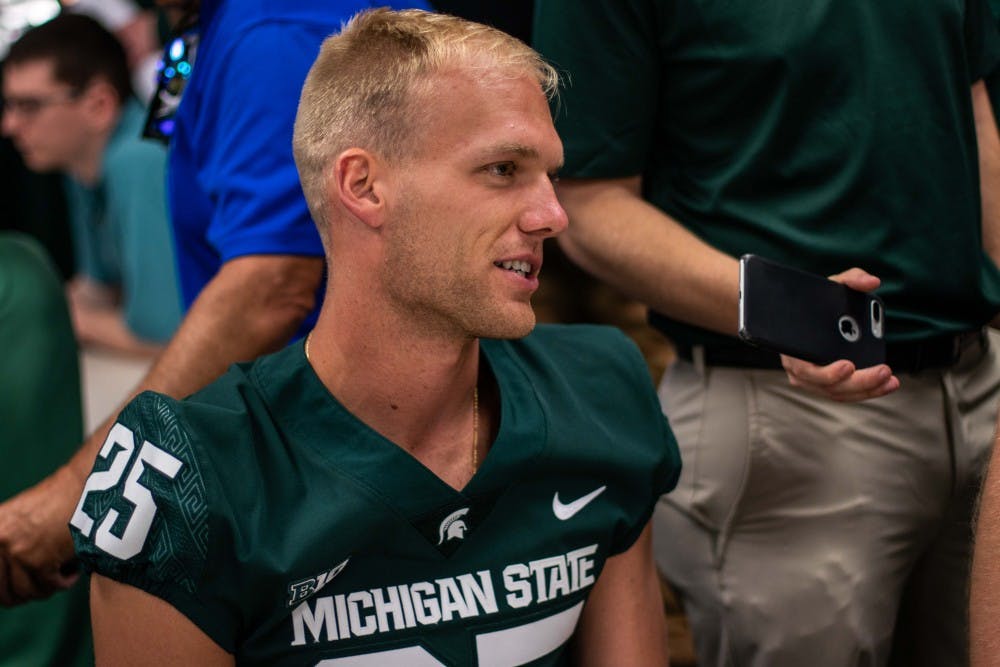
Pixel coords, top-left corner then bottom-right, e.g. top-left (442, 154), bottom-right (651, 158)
top-left (654, 331), bottom-right (1000, 667)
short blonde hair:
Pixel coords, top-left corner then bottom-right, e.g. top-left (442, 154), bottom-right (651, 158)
top-left (292, 8), bottom-right (559, 232)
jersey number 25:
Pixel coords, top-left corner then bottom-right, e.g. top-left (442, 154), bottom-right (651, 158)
top-left (71, 423), bottom-right (183, 560)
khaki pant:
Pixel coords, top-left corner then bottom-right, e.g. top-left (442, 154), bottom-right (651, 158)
top-left (654, 331), bottom-right (1000, 667)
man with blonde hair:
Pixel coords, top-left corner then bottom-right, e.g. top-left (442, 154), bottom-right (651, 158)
top-left (71, 9), bottom-right (681, 665)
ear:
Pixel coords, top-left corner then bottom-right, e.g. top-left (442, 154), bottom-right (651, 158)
top-left (332, 148), bottom-right (386, 228)
top-left (79, 80), bottom-right (121, 129)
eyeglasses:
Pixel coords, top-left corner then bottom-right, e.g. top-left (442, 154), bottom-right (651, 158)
top-left (142, 16), bottom-right (199, 144)
top-left (2, 91), bottom-right (81, 118)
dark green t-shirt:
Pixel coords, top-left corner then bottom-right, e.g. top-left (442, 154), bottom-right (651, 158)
top-left (72, 324), bottom-right (680, 666)
top-left (536, 0), bottom-right (1000, 345)
top-left (0, 233), bottom-right (92, 667)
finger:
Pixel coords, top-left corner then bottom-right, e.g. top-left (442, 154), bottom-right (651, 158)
top-left (828, 267), bottom-right (881, 291)
top-left (782, 356), bottom-right (855, 388)
top-left (824, 364), bottom-right (894, 394)
top-left (784, 359), bottom-right (900, 402)
top-left (7, 559), bottom-right (44, 604)
top-left (52, 558), bottom-right (80, 590)
top-left (0, 556), bottom-right (14, 607)
top-left (828, 374), bottom-right (900, 402)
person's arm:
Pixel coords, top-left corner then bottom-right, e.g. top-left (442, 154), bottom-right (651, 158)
top-left (67, 276), bottom-right (162, 355)
top-left (972, 81), bottom-right (1000, 328)
top-left (557, 176), bottom-right (739, 336)
top-left (571, 523), bottom-right (667, 665)
top-left (91, 575), bottom-right (234, 666)
top-left (556, 178), bottom-right (898, 401)
top-left (0, 253), bottom-right (323, 605)
top-left (971, 413), bottom-right (1000, 666)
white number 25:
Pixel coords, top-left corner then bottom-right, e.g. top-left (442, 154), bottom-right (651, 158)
top-left (70, 423), bottom-right (183, 560)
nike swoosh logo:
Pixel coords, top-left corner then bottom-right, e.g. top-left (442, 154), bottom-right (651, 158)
top-left (552, 486), bottom-right (607, 521)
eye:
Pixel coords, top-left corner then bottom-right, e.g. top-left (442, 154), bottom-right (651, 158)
top-left (485, 162), bottom-right (517, 178)
top-left (548, 171), bottom-right (560, 185)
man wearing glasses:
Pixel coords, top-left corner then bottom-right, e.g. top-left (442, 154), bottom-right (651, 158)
top-left (2, 13), bottom-right (182, 355)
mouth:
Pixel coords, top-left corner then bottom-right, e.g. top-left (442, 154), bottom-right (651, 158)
top-left (493, 259), bottom-right (535, 279)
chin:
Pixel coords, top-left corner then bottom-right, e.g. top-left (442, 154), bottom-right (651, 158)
top-left (477, 308), bottom-right (536, 340)
top-left (22, 155), bottom-right (55, 173)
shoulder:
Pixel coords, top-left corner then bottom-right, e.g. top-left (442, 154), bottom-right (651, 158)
top-left (490, 324), bottom-right (664, 448)
top-left (71, 390), bottom-right (217, 624)
top-left (524, 322), bottom-right (638, 351)
top-left (495, 325), bottom-right (681, 553)
top-left (0, 233), bottom-right (60, 294)
top-left (103, 106), bottom-right (167, 189)
top-left (70, 359), bottom-right (282, 651)
top-left (502, 323), bottom-right (652, 389)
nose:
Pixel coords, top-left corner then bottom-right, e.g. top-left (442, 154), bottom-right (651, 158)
top-left (1, 108), bottom-right (23, 138)
top-left (1, 112), bottom-right (17, 137)
top-left (519, 177), bottom-right (569, 238)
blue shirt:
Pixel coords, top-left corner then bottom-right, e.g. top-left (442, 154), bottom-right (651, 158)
top-left (168, 0), bottom-right (430, 334)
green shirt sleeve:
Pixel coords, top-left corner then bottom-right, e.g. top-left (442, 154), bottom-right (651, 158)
top-left (966, 0), bottom-right (1000, 82)
top-left (71, 392), bottom-right (236, 651)
top-left (534, 0), bottom-right (661, 178)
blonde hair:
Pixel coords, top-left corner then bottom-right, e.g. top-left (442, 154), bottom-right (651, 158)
top-left (292, 8), bottom-right (560, 233)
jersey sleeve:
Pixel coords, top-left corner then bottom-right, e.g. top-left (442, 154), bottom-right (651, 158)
top-left (197, 22), bottom-right (326, 262)
top-left (533, 0), bottom-right (661, 178)
top-left (604, 330), bottom-right (681, 555)
top-left (71, 391), bottom-right (237, 652)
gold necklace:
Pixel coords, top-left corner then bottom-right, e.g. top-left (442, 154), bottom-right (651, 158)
top-left (471, 386), bottom-right (479, 472)
top-left (307, 333), bottom-right (481, 472)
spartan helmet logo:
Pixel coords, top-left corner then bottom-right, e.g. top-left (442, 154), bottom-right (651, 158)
top-left (437, 507), bottom-right (470, 545)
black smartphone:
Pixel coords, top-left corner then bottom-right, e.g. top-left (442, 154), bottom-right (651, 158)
top-left (738, 254), bottom-right (886, 368)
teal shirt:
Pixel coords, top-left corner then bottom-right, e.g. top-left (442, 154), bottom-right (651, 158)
top-left (536, 0), bottom-right (1000, 345)
top-left (72, 324), bottom-right (680, 665)
top-left (65, 100), bottom-right (182, 343)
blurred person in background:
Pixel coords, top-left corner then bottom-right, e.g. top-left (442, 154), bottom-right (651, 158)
top-left (536, 0), bottom-right (1000, 665)
top-left (0, 232), bottom-right (91, 666)
top-left (3, 13), bottom-right (182, 356)
top-left (0, 0), bottom-right (429, 607)
top-left (64, 0), bottom-right (162, 101)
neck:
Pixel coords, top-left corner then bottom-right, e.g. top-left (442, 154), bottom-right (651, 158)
top-left (307, 302), bottom-right (489, 489)
top-left (68, 108), bottom-right (121, 186)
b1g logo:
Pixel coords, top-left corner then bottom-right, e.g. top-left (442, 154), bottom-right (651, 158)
top-left (70, 423), bottom-right (183, 560)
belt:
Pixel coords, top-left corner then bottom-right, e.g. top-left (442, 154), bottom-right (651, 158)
top-left (677, 329), bottom-right (987, 374)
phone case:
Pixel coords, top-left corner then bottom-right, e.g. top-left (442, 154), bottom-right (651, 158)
top-left (738, 254), bottom-right (886, 368)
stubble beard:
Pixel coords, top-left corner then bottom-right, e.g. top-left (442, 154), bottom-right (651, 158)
top-left (381, 243), bottom-right (537, 342)
top-left (381, 215), bottom-right (537, 342)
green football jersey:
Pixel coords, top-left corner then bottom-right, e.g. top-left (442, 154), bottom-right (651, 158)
top-left (72, 324), bottom-right (680, 666)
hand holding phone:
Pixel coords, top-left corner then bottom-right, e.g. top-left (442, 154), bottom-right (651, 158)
top-left (738, 254), bottom-right (886, 368)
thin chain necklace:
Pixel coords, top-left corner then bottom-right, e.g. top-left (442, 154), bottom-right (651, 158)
top-left (305, 333), bottom-right (481, 472)
top-left (471, 386), bottom-right (479, 472)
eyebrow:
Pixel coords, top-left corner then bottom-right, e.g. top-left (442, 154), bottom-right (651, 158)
top-left (480, 142), bottom-right (539, 160)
